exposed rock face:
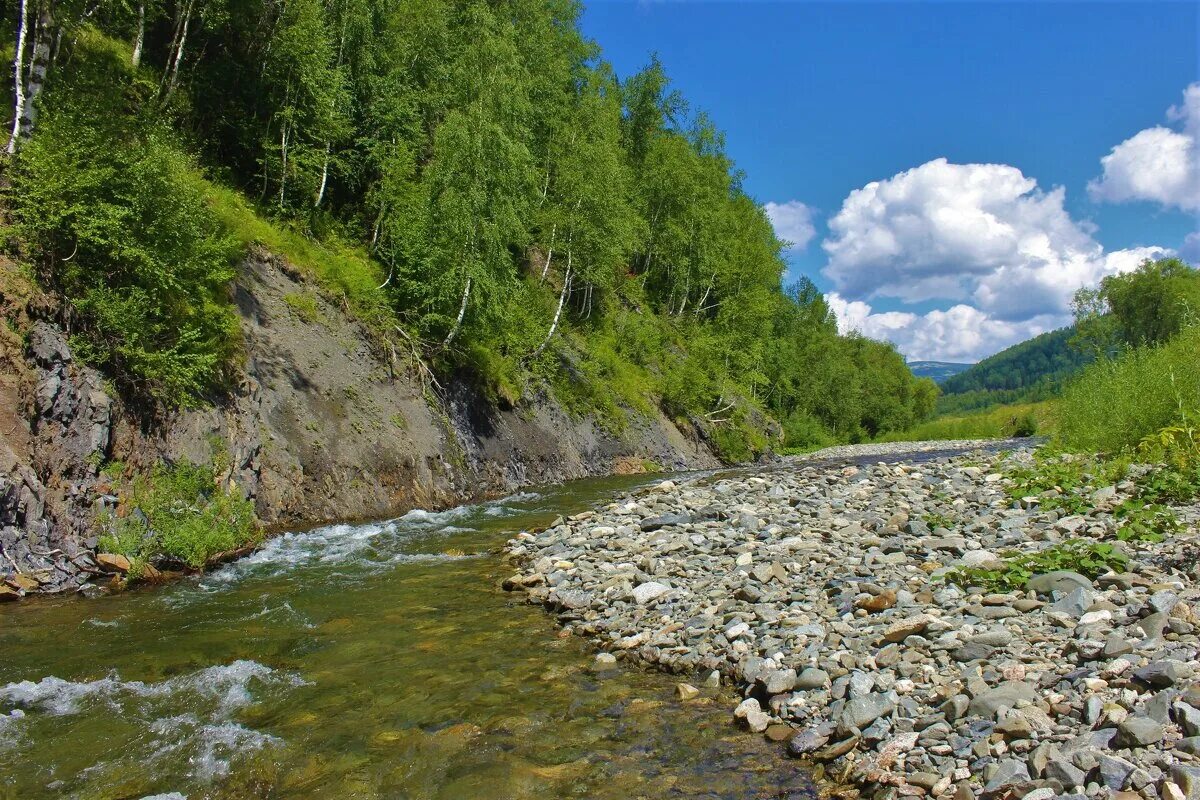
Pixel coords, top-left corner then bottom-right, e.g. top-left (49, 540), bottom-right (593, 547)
top-left (0, 251), bottom-right (720, 596)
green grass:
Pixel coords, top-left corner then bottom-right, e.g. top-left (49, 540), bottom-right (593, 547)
top-left (202, 181), bottom-right (394, 329)
top-left (876, 400), bottom-right (1057, 443)
top-left (1056, 327), bottom-right (1200, 455)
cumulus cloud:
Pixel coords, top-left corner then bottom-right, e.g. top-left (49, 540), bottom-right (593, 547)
top-left (819, 158), bottom-right (1173, 361)
top-left (1088, 84), bottom-right (1200, 211)
top-left (763, 200), bottom-right (817, 250)
top-left (826, 293), bottom-right (1054, 362)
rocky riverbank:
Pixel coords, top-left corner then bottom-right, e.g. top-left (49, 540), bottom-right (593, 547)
top-left (503, 443), bottom-right (1200, 800)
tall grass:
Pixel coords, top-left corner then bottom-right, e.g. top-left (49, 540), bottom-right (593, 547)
top-left (1056, 326), bottom-right (1200, 454)
top-left (875, 400), bottom-right (1057, 442)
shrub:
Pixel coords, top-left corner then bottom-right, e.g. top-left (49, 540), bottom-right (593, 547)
top-left (99, 460), bottom-right (260, 571)
top-left (100, 463), bottom-right (259, 570)
top-left (1057, 327), bottom-right (1200, 455)
top-left (9, 39), bottom-right (240, 407)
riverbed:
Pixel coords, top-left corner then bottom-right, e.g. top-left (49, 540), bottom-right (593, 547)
top-left (0, 473), bottom-right (815, 800)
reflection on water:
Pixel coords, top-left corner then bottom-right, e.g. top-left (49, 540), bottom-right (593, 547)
top-left (0, 476), bottom-right (813, 800)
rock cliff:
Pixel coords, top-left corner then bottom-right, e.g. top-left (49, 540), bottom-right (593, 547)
top-left (0, 250), bottom-right (719, 596)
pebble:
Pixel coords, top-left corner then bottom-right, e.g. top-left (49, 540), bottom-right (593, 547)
top-left (503, 443), bottom-right (1200, 800)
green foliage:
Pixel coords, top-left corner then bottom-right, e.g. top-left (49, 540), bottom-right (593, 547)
top-left (936, 326), bottom-right (1092, 414)
top-left (9, 33), bottom-right (239, 406)
top-left (944, 540), bottom-right (1129, 592)
top-left (877, 401), bottom-right (1056, 443)
top-left (99, 460), bottom-right (260, 571)
top-left (1075, 258), bottom-right (1200, 350)
top-left (922, 512), bottom-right (956, 530)
top-left (1114, 500), bottom-right (1179, 544)
top-left (1057, 327), bottom-right (1200, 455)
top-left (9, 12), bottom-right (940, 459)
top-left (283, 292), bottom-right (322, 324)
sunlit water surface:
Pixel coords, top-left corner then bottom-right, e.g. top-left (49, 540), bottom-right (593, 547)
top-left (0, 473), bottom-right (814, 800)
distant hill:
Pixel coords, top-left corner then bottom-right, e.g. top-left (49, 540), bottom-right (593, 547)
top-left (908, 361), bottom-right (973, 383)
top-left (936, 326), bottom-right (1093, 413)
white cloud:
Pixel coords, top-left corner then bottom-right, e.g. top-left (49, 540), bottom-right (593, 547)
top-left (764, 200), bottom-right (817, 250)
top-left (1089, 84), bottom-right (1200, 211)
top-left (827, 293), bottom-right (1053, 362)
top-left (818, 157), bottom-right (1173, 361)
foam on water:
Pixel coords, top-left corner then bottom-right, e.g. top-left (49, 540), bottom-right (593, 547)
top-left (0, 660), bottom-right (300, 791)
top-left (0, 659), bottom-right (303, 718)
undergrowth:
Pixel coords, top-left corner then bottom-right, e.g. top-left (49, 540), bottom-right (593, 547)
top-left (99, 459), bottom-right (260, 574)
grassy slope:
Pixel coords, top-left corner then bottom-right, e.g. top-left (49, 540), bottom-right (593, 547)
top-left (876, 400), bottom-right (1057, 442)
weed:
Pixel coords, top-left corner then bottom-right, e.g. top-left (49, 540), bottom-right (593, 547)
top-left (944, 540), bottom-right (1129, 592)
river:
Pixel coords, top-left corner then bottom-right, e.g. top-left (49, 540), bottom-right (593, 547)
top-left (0, 472), bottom-right (815, 800)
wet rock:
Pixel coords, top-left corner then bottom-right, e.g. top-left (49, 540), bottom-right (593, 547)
top-left (676, 683), bottom-right (699, 701)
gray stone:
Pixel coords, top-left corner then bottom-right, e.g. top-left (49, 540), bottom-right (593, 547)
top-left (1176, 702), bottom-right (1200, 737)
top-left (1134, 660), bottom-right (1194, 689)
top-left (1045, 759), bottom-right (1087, 791)
top-left (1115, 716), bottom-right (1164, 748)
top-left (1027, 570), bottom-right (1093, 596)
top-left (983, 759), bottom-right (1031, 793)
top-left (1049, 587), bottom-right (1095, 618)
top-left (1097, 754), bottom-right (1137, 790)
top-left (762, 668), bottom-right (797, 695)
top-left (795, 667), bottom-right (830, 690)
top-left (968, 681), bottom-right (1038, 718)
top-left (1171, 765), bottom-right (1200, 800)
top-left (838, 693), bottom-right (895, 735)
top-left (631, 581), bottom-right (671, 604)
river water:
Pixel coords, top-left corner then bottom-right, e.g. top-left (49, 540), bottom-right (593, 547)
top-left (0, 473), bottom-right (815, 800)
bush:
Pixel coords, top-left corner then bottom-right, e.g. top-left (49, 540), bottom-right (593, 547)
top-left (99, 460), bottom-right (260, 571)
top-left (1057, 327), bottom-right (1200, 454)
top-left (9, 37), bottom-right (240, 407)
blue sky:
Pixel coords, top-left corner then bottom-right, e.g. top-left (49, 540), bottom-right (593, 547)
top-left (580, 1), bottom-right (1200, 361)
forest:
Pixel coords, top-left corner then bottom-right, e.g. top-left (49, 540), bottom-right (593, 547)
top-left (1, 0), bottom-right (937, 456)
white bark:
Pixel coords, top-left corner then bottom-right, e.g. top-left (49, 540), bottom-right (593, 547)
top-left (162, 0), bottom-right (194, 103)
top-left (6, 0), bottom-right (29, 155)
top-left (539, 224), bottom-right (555, 281)
top-left (440, 277), bottom-right (471, 350)
top-left (278, 123), bottom-right (289, 207)
top-left (131, 1), bottom-right (144, 67)
top-left (533, 259), bottom-right (571, 357)
top-left (18, 2), bottom-right (50, 141)
top-left (314, 141), bottom-right (330, 207)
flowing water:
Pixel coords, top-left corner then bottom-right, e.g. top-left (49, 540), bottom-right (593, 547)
top-left (0, 473), bottom-right (815, 800)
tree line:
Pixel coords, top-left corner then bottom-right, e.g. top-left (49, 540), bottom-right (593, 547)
top-left (3, 0), bottom-right (937, 454)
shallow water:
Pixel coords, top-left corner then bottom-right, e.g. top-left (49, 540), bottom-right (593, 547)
top-left (0, 473), bottom-right (814, 800)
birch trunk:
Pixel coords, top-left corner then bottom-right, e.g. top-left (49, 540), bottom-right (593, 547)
top-left (6, 0), bottom-right (29, 155)
top-left (440, 277), bottom-right (472, 350)
top-left (278, 123), bottom-right (289, 208)
top-left (162, 0), bottom-right (195, 104)
top-left (539, 224), bottom-right (555, 281)
top-left (314, 142), bottom-right (330, 207)
top-left (18, 2), bottom-right (51, 141)
top-left (131, 1), bottom-right (144, 67)
top-left (533, 259), bottom-right (571, 357)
